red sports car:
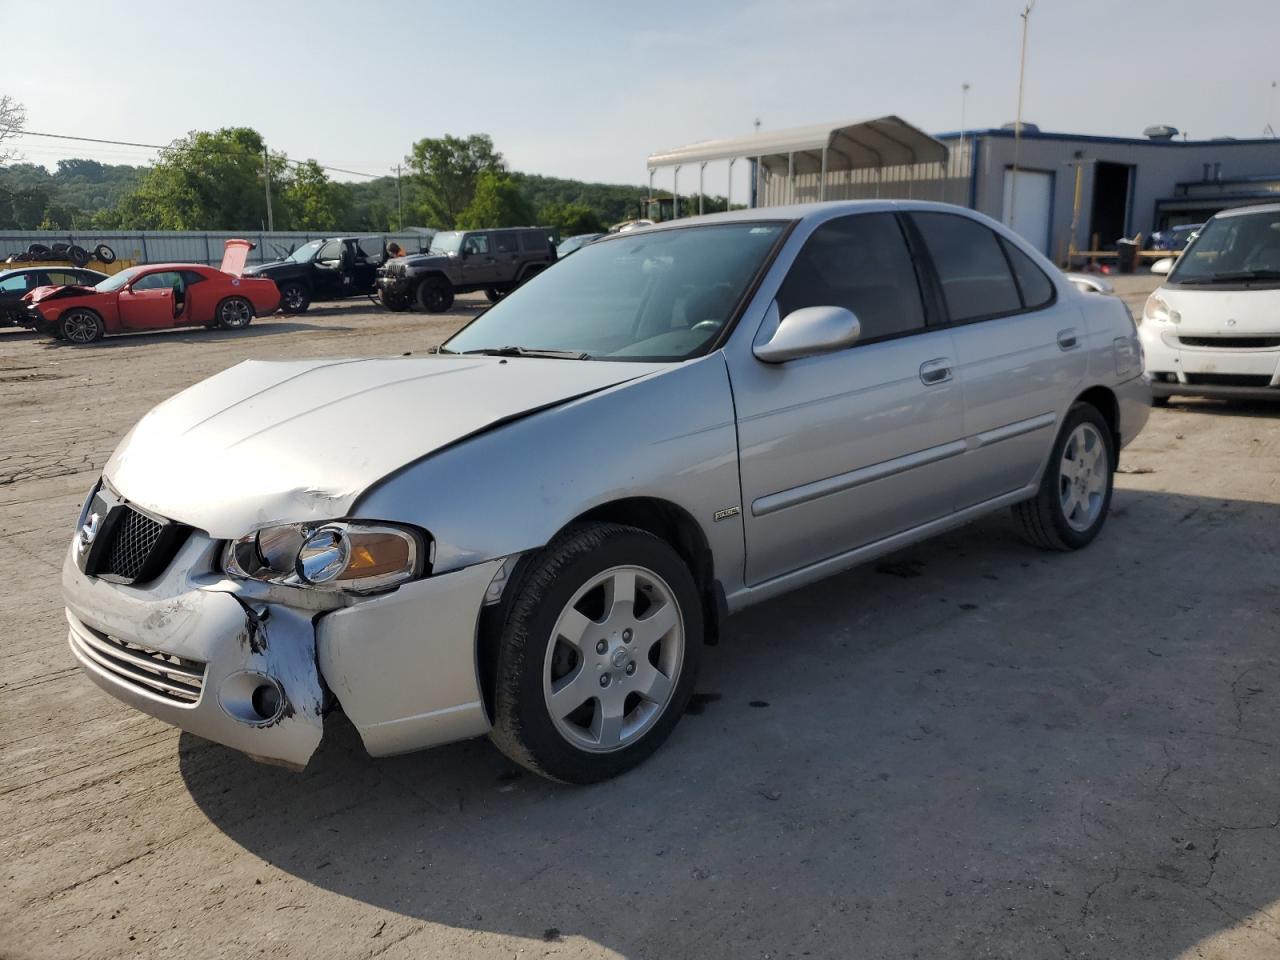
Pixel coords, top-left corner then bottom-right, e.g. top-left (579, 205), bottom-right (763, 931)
top-left (23, 239), bottom-right (280, 344)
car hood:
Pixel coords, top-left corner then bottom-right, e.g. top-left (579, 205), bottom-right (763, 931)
top-left (28, 284), bottom-right (98, 304)
top-left (395, 253), bottom-right (448, 269)
top-left (105, 355), bottom-right (668, 538)
top-left (1159, 284), bottom-right (1280, 335)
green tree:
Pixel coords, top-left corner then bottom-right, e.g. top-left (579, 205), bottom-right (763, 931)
top-left (539, 201), bottom-right (605, 236)
top-left (456, 170), bottom-right (536, 229)
top-left (282, 159), bottom-right (351, 230)
top-left (113, 127), bottom-right (285, 230)
top-left (406, 133), bottom-right (503, 228)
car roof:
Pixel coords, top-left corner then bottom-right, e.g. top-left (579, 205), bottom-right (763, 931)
top-left (1214, 202), bottom-right (1280, 219)
top-left (0, 265), bottom-right (100, 276)
top-left (129, 262), bottom-right (210, 271)
top-left (618, 199), bottom-right (1000, 233)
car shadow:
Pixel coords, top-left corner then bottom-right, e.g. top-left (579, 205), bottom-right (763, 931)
top-left (1160, 397), bottom-right (1280, 419)
top-left (181, 488), bottom-right (1280, 957)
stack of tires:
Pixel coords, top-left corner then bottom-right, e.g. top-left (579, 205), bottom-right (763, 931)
top-left (5, 242), bottom-right (116, 268)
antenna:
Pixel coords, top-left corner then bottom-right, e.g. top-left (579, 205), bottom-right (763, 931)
top-left (1266, 80), bottom-right (1277, 138)
top-left (753, 118), bottom-right (761, 135)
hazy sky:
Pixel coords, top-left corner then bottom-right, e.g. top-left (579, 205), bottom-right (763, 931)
top-left (8, 0), bottom-right (1278, 198)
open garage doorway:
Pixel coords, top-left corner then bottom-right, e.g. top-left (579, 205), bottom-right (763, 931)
top-left (1089, 161), bottom-right (1132, 248)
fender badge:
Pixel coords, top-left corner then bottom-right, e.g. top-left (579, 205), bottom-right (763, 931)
top-left (713, 506), bottom-right (741, 522)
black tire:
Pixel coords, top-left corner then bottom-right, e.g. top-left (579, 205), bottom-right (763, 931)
top-left (215, 296), bottom-right (254, 329)
top-left (93, 243), bottom-right (116, 264)
top-left (416, 276), bottom-right (454, 313)
top-left (26, 243), bottom-right (50, 256)
top-left (379, 290), bottom-right (410, 312)
top-left (1012, 402), bottom-right (1115, 551)
top-left (278, 281), bottom-right (310, 313)
top-left (490, 523), bottom-right (704, 784)
top-left (58, 308), bottom-right (105, 345)
top-left (1151, 395), bottom-right (1170, 407)
top-left (67, 245), bottom-right (90, 267)
top-left (484, 287), bottom-right (506, 303)
top-left (50, 242), bottom-right (70, 256)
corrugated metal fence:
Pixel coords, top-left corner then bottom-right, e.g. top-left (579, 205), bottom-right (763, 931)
top-left (0, 231), bottom-right (434, 266)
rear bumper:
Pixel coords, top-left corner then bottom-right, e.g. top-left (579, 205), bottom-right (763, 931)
top-left (1114, 373), bottom-right (1151, 448)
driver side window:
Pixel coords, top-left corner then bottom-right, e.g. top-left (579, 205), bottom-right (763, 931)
top-left (317, 240), bottom-right (342, 261)
top-left (776, 213), bottom-right (926, 342)
top-left (132, 271), bottom-right (183, 292)
top-left (463, 234), bottom-right (490, 255)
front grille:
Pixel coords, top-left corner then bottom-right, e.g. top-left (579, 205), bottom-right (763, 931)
top-left (1183, 373), bottom-right (1275, 387)
top-left (1179, 336), bottom-right (1280, 349)
top-left (101, 507), bottom-right (164, 580)
top-left (70, 624), bottom-right (205, 704)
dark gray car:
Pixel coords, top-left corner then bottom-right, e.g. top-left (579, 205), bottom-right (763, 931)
top-left (377, 227), bottom-right (555, 312)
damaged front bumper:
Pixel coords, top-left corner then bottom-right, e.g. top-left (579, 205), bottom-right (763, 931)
top-left (63, 527), bottom-right (502, 769)
top-left (63, 535), bottom-right (327, 768)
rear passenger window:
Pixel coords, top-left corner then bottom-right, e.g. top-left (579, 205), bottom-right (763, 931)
top-left (911, 213), bottom-right (1021, 322)
top-left (493, 231), bottom-right (518, 254)
top-left (999, 236), bottom-right (1055, 309)
top-left (776, 213), bottom-right (925, 342)
top-left (520, 231), bottom-right (549, 252)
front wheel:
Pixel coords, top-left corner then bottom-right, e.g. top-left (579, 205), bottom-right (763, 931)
top-left (216, 296), bottom-right (254, 329)
top-left (278, 281), bottom-right (310, 313)
top-left (59, 309), bottom-right (105, 344)
top-left (416, 277), bottom-right (454, 313)
top-left (490, 523), bottom-right (703, 783)
top-left (484, 287), bottom-right (506, 303)
top-left (1012, 403), bottom-right (1115, 551)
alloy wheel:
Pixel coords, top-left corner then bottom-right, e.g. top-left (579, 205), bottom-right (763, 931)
top-left (542, 565), bottom-right (685, 753)
top-left (62, 311), bottom-right (100, 344)
top-left (220, 299), bottom-right (252, 327)
top-left (1059, 422), bottom-right (1108, 532)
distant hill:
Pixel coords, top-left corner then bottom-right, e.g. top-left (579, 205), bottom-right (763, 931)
top-left (0, 158), bottom-right (702, 232)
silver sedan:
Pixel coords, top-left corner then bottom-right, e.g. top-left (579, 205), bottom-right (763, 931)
top-left (62, 201), bottom-right (1150, 783)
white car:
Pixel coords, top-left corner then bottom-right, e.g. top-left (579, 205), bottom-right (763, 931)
top-left (1141, 203), bottom-right (1280, 403)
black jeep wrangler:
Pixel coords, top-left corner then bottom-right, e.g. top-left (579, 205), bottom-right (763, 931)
top-left (376, 227), bottom-right (556, 313)
top-left (243, 237), bottom-right (390, 312)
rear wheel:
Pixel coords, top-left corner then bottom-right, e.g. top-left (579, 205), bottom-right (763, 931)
top-left (216, 296), bottom-right (254, 329)
top-left (416, 277), bottom-right (454, 313)
top-left (490, 523), bottom-right (703, 784)
top-left (59, 309), bottom-right (105, 345)
top-left (1012, 403), bottom-right (1115, 551)
top-left (484, 287), bottom-right (506, 303)
top-left (278, 281), bottom-right (310, 313)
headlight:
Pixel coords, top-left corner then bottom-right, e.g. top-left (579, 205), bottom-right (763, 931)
top-left (223, 521), bottom-right (425, 593)
top-left (1142, 294), bottom-right (1178, 325)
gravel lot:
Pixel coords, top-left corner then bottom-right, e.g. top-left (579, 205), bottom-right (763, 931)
top-left (3, 279), bottom-right (1280, 959)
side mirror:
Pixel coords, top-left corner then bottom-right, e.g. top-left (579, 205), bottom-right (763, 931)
top-left (460, 248), bottom-right (471, 259)
top-left (753, 305), bottom-right (861, 363)
top-left (1150, 257), bottom-right (1174, 276)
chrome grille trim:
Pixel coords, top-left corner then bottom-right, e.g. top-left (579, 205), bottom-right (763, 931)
top-left (70, 623), bottom-right (205, 704)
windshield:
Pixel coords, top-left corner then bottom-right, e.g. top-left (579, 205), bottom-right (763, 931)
top-left (285, 240), bottom-right (324, 264)
top-left (1170, 210), bottom-right (1280, 284)
top-left (95, 268), bottom-right (141, 292)
top-left (444, 221), bottom-right (787, 361)
top-left (429, 232), bottom-right (462, 254)
top-left (557, 234), bottom-right (601, 257)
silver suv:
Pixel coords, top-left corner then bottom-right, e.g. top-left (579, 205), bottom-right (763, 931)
top-left (61, 201), bottom-right (1149, 784)
top-left (377, 227), bottom-right (556, 312)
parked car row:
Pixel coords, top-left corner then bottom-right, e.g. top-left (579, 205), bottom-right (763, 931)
top-left (59, 199), bottom-right (1150, 783)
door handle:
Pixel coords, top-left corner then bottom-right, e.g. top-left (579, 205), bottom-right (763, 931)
top-left (1057, 328), bottom-right (1079, 350)
top-left (919, 358), bottom-right (953, 386)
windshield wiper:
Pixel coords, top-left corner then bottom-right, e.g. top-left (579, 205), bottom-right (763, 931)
top-left (461, 345), bottom-right (590, 360)
top-left (1179, 269), bottom-right (1280, 284)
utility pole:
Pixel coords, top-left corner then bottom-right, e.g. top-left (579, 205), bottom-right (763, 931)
top-left (1266, 80), bottom-right (1277, 138)
top-left (393, 164), bottom-right (404, 230)
top-left (959, 82), bottom-right (971, 204)
top-left (1009, 1), bottom-right (1035, 228)
top-left (263, 147), bottom-right (274, 232)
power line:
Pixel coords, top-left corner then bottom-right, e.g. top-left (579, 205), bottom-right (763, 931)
top-left (15, 129), bottom-right (386, 180)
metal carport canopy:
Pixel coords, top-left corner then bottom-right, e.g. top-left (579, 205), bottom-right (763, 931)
top-left (646, 115), bottom-right (948, 175)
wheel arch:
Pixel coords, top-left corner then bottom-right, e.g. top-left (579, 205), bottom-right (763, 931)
top-left (1073, 384), bottom-right (1120, 454)
top-left (476, 495), bottom-right (724, 724)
